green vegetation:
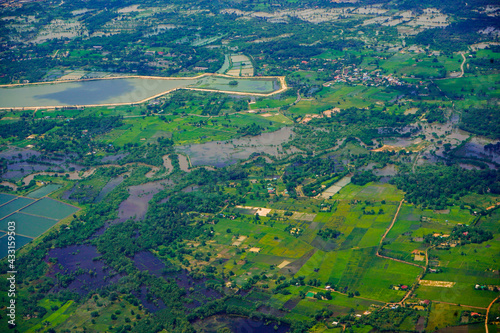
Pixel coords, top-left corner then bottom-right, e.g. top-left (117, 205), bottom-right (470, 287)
top-left (1, 0), bottom-right (499, 332)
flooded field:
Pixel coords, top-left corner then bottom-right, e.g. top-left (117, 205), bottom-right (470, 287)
top-left (178, 154), bottom-right (191, 171)
top-left (46, 245), bottom-right (125, 295)
top-left (94, 174), bottom-right (127, 202)
top-left (453, 136), bottom-right (500, 164)
top-left (132, 251), bottom-right (223, 310)
top-left (117, 179), bottom-right (174, 222)
top-left (0, 148), bottom-right (82, 181)
top-left (132, 285), bottom-right (166, 313)
top-left (193, 315), bottom-right (290, 333)
top-left (177, 127), bottom-right (295, 167)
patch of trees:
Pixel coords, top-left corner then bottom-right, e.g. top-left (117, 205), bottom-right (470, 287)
top-left (61, 116), bottom-right (123, 136)
top-left (424, 225), bottom-right (493, 245)
top-left (412, 15), bottom-right (498, 52)
top-left (318, 228), bottom-right (341, 240)
top-left (425, 107), bottom-right (447, 124)
top-left (0, 119), bottom-right (55, 139)
top-left (237, 123), bottom-right (263, 136)
top-left (82, 10), bottom-right (119, 34)
top-left (244, 40), bottom-right (323, 59)
top-left (299, 107), bottom-right (420, 149)
top-left (357, 307), bottom-right (419, 330)
top-left (283, 155), bottom-right (344, 197)
top-left (351, 171), bottom-right (379, 186)
top-left (459, 108), bottom-right (500, 139)
top-left (391, 165), bottom-right (500, 209)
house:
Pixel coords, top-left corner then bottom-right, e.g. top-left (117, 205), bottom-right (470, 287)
top-left (401, 285), bottom-right (408, 290)
top-left (420, 300), bottom-right (430, 305)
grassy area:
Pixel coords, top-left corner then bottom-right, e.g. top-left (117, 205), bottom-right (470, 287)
top-left (26, 301), bottom-right (76, 333)
top-left (54, 295), bottom-right (145, 332)
top-left (250, 96), bottom-right (296, 110)
top-left (99, 112), bottom-right (288, 146)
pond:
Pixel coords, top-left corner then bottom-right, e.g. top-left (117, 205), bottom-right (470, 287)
top-left (0, 75), bottom-right (282, 109)
top-left (0, 78), bottom-right (197, 108)
top-left (194, 76), bottom-right (276, 93)
top-left (117, 179), bottom-right (174, 222)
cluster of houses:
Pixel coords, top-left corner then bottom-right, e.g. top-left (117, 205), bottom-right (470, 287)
top-left (322, 65), bottom-right (408, 88)
top-left (392, 284), bottom-right (409, 291)
top-left (474, 284), bottom-right (499, 291)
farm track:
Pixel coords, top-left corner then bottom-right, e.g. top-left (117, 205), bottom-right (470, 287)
top-left (376, 199), bottom-right (427, 307)
top-left (411, 150), bottom-right (422, 173)
top-left (459, 53), bottom-right (466, 78)
top-left (378, 199), bottom-right (404, 248)
top-left (432, 300), bottom-right (487, 310)
top-left (486, 295), bottom-right (500, 333)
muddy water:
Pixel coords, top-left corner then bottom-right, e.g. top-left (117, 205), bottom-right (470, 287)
top-left (176, 127), bottom-right (295, 167)
top-left (22, 169), bottom-right (96, 185)
top-left (373, 164), bottom-right (398, 176)
top-left (454, 136), bottom-right (500, 164)
top-left (178, 154), bottom-right (191, 171)
top-left (163, 155), bottom-right (173, 173)
top-left (0, 181), bottom-right (18, 190)
top-left (21, 155), bottom-right (174, 185)
top-left (118, 179), bottom-right (174, 222)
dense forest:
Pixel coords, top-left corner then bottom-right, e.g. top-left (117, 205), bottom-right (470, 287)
top-left (459, 108), bottom-right (500, 139)
top-left (392, 165), bottom-right (500, 209)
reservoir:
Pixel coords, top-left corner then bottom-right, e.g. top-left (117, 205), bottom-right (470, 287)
top-left (0, 75), bottom-right (280, 109)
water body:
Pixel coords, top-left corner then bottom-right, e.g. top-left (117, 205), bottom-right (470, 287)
top-left (0, 78), bottom-right (196, 108)
top-left (195, 76), bottom-right (276, 93)
top-left (177, 127), bottom-right (295, 168)
top-left (0, 76), bottom-right (280, 108)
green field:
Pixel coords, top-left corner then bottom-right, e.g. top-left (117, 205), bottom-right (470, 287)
top-left (26, 184), bottom-right (63, 198)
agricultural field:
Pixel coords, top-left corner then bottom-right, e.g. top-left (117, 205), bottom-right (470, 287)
top-left (1, 0), bottom-right (500, 332)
